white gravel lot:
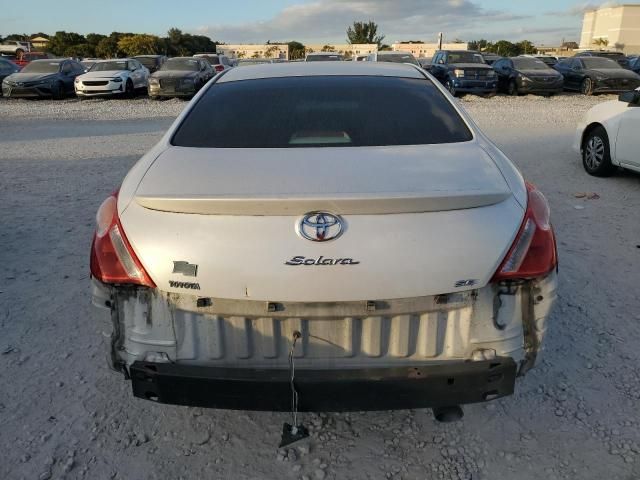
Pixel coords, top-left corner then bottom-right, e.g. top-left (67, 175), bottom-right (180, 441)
top-left (1, 92), bottom-right (640, 480)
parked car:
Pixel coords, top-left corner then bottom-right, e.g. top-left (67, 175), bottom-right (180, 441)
top-left (1, 58), bottom-right (84, 98)
top-left (193, 53), bottom-right (233, 73)
top-left (574, 51), bottom-right (630, 69)
top-left (148, 57), bottom-right (214, 98)
top-left (575, 88), bottom-right (640, 176)
top-left (90, 62), bottom-right (557, 416)
top-left (305, 52), bottom-right (344, 61)
top-left (519, 54), bottom-right (558, 67)
top-left (237, 58), bottom-right (277, 66)
top-left (493, 56), bottom-right (564, 96)
top-left (429, 50), bottom-right (497, 97)
top-left (0, 58), bottom-right (20, 94)
top-left (75, 58), bottom-right (149, 98)
top-left (133, 55), bottom-right (167, 74)
top-left (12, 51), bottom-right (52, 69)
top-left (481, 53), bottom-right (501, 65)
top-left (0, 41), bottom-right (32, 56)
top-left (366, 51), bottom-right (420, 66)
top-left (554, 57), bottom-right (640, 95)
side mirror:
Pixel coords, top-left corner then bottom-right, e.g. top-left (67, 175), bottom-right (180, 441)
top-left (619, 90), bottom-right (640, 105)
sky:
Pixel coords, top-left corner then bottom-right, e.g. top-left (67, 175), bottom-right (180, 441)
top-left (0, 0), bottom-right (620, 46)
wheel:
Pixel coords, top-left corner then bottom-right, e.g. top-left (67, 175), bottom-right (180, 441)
top-left (482, 91), bottom-right (496, 98)
top-left (125, 79), bottom-right (134, 98)
top-left (445, 79), bottom-right (458, 97)
top-left (53, 81), bottom-right (66, 100)
top-left (581, 78), bottom-right (594, 96)
top-left (582, 126), bottom-right (614, 177)
top-left (507, 80), bottom-right (518, 96)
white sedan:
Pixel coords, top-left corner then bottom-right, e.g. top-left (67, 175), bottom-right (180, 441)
top-left (90, 62), bottom-right (557, 419)
top-left (75, 58), bottom-right (149, 97)
top-left (575, 88), bottom-right (640, 176)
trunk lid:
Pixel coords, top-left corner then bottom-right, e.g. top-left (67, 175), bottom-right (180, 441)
top-left (121, 144), bottom-right (524, 302)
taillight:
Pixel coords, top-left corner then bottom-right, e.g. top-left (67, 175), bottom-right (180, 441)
top-left (492, 182), bottom-right (557, 281)
top-left (90, 193), bottom-right (156, 287)
top-left (214, 65), bottom-right (224, 73)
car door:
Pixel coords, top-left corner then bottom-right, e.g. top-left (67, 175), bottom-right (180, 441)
top-left (60, 61), bottom-right (75, 93)
top-left (615, 94), bottom-right (640, 168)
top-left (494, 59), bottom-right (510, 91)
top-left (567, 59), bottom-right (585, 90)
top-left (431, 53), bottom-right (446, 82)
top-left (129, 61), bottom-right (143, 88)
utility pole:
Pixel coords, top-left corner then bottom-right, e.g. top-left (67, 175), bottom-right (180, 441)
top-left (438, 32), bottom-right (443, 50)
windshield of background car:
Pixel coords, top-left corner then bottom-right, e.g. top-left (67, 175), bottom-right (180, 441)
top-left (172, 75), bottom-right (473, 148)
top-left (90, 61), bottom-right (127, 71)
top-left (306, 55), bottom-right (343, 61)
top-left (197, 56), bottom-right (220, 65)
top-left (162, 58), bottom-right (200, 71)
top-left (377, 54), bottom-right (420, 66)
top-left (19, 61), bottom-right (60, 73)
top-left (513, 58), bottom-right (549, 70)
top-left (136, 57), bottom-right (157, 69)
top-left (582, 58), bottom-right (621, 69)
top-left (447, 52), bottom-right (485, 64)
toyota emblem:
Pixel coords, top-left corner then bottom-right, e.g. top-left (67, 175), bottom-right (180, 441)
top-left (297, 212), bottom-right (344, 242)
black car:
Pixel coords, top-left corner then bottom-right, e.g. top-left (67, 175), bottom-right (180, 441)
top-left (0, 58), bottom-right (20, 94)
top-left (493, 57), bottom-right (564, 96)
top-left (574, 51), bottom-right (630, 69)
top-left (554, 56), bottom-right (640, 95)
top-left (1, 58), bottom-right (84, 98)
top-left (134, 55), bottom-right (167, 74)
top-left (429, 50), bottom-right (497, 97)
top-left (148, 57), bottom-right (214, 98)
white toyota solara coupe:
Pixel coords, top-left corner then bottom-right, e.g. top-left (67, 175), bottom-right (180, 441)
top-left (90, 63), bottom-right (557, 420)
top-left (575, 88), bottom-right (640, 176)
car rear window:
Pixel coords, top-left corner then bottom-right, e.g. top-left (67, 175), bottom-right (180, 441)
top-left (172, 75), bottom-right (473, 148)
top-left (582, 58), bottom-right (621, 69)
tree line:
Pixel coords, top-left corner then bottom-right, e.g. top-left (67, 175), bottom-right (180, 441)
top-left (0, 28), bottom-right (218, 58)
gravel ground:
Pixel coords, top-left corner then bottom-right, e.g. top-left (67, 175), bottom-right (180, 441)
top-left (1, 92), bottom-right (640, 480)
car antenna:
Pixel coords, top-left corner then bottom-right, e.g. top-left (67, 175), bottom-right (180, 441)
top-left (279, 330), bottom-right (309, 448)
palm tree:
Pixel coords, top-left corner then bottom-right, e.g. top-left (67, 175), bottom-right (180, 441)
top-left (346, 21), bottom-right (385, 47)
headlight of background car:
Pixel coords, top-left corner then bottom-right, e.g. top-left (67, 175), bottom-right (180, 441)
top-left (594, 74), bottom-right (607, 82)
top-left (111, 77), bottom-right (123, 83)
top-left (149, 78), bottom-right (159, 85)
top-left (520, 75), bottom-right (532, 83)
top-left (75, 77), bottom-right (81, 83)
top-left (453, 69), bottom-right (465, 78)
top-left (486, 70), bottom-right (496, 78)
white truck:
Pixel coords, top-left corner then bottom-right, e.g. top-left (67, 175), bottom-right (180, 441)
top-left (0, 41), bottom-right (32, 56)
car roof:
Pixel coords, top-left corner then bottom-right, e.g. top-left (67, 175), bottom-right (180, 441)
top-left (93, 58), bottom-right (133, 63)
top-left (30, 58), bottom-right (65, 63)
top-left (217, 62), bottom-right (424, 83)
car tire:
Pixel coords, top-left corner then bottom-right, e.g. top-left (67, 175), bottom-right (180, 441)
top-left (581, 78), bottom-right (594, 96)
top-left (125, 79), bottom-right (134, 98)
top-left (482, 92), bottom-right (496, 98)
top-left (582, 126), bottom-right (614, 177)
top-left (54, 81), bottom-right (66, 100)
top-left (507, 80), bottom-right (518, 96)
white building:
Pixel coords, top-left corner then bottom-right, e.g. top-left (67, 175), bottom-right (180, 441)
top-left (218, 44), bottom-right (289, 60)
top-left (579, 4), bottom-right (640, 54)
top-left (304, 44), bottom-right (378, 58)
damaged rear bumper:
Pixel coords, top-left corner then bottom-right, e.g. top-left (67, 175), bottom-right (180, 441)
top-left (130, 357), bottom-right (517, 411)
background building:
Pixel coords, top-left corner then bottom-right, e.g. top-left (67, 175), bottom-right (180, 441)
top-left (304, 44), bottom-right (377, 58)
top-left (218, 44), bottom-right (289, 60)
top-left (579, 3), bottom-right (640, 54)
top-left (391, 42), bottom-right (469, 59)
top-left (30, 36), bottom-right (49, 50)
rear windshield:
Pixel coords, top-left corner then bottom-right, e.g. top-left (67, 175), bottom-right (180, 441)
top-left (161, 58), bottom-right (200, 71)
top-left (377, 54), bottom-right (420, 66)
top-left (172, 75), bottom-right (473, 148)
top-left (20, 61), bottom-right (61, 73)
top-left (196, 55), bottom-right (220, 65)
top-left (306, 54), bottom-right (343, 61)
top-left (582, 58), bottom-right (621, 69)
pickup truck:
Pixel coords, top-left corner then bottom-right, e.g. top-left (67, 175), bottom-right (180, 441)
top-left (0, 41), bottom-right (32, 56)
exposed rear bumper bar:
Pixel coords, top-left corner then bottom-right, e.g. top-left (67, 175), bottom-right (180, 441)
top-left (130, 357), bottom-right (517, 411)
